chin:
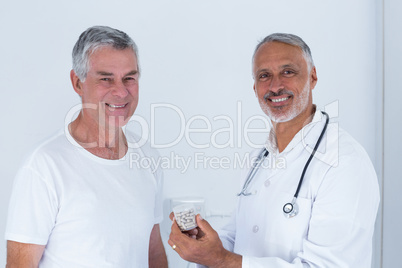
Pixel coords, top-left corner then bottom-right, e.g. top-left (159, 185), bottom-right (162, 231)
top-left (261, 106), bottom-right (294, 123)
top-left (107, 116), bottom-right (131, 128)
top-left (271, 117), bottom-right (291, 123)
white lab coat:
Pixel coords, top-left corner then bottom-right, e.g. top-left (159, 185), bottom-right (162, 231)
top-left (200, 110), bottom-right (380, 268)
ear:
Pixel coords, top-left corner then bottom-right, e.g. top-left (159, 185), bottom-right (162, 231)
top-left (310, 67), bottom-right (318, 90)
top-left (70, 70), bottom-right (83, 96)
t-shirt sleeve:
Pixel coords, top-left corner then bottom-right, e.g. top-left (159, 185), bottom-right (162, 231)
top-left (5, 166), bottom-right (58, 245)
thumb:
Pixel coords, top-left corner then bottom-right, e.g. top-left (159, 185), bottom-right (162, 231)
top-left (195, 214), bottom-right (213, 233)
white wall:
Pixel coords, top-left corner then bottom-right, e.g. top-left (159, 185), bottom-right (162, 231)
top-left (383, 0), bottom-right (402, 267)
top-left (0, 0), bottom-right (381, 267)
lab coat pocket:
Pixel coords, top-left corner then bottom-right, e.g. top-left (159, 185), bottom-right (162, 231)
top-left (268, 192), bottom-right (312, 256)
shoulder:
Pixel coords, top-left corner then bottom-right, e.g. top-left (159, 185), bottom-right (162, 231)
top-left (319, 123), bottom-right (374, 168)
top-left (336, 126), bottom-right (372, 162)
top-left (12, 129), bottom-right (73, 191)
top-left (324, 125), bottom-right (377, 183)
top-left (21, 129), bottom-right (73, 168)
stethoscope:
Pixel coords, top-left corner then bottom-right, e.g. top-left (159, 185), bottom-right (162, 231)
top-left (237, 111), bottom-right (329, 218)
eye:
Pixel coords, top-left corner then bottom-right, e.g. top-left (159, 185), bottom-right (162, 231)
top-left (100, 77), bottom-right (112, 81)
top-left (124, 76), bottom-right (137, 84)
top-left (258, 73), bottom-right (270, 81)
top-left (282, 69), bottom-right (297, 76)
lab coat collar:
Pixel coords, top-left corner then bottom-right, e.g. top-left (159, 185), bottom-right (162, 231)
top-left (265, 106), bottom-right (326, 157)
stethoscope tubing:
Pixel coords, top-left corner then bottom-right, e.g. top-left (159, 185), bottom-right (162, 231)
top-left (293, 111), bottom-right (329, 199)
top-left (237, 111), bottom-right (330, 217)
top-left (237, 148), bottom-right (269, 196)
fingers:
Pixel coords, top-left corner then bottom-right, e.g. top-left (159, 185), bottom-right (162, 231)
top-left (168, 219), bottom-right (184, 255)
top-left (195, 214), bottom-right (203, 225)
top-left (182, 231), bottom-right (196, 239)
top-left (170, 219), bottom-right (193, 246)
top-left (169, 214), bottom-right (206, 253)
top-left (170, 218), bottom-right (183, 236)
top-left (167, 237), bottom-right (183, 255)
top-left (169, 214), bottom-right (227, 266)
top-left (169, 219), bottom-right (195, 259)
top-left (195, 214), bottom-right (213, 234)
top-left (187, 228), bottom-right (199, 236)
top-left (196, 227), bottom-right (205, 239)
top-left (170, 211), bottom-right (199, 238)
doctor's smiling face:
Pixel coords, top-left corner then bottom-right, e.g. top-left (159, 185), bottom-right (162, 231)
top-left (71, 46), bottom-right (139, 129)
top-left (253, 41), bottom-right (317, 123)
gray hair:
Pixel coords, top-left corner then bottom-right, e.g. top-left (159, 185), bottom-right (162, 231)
top-left (252, 33), bottom-right (314, 71)
top-left (72, 26), bottom-right (139, 81)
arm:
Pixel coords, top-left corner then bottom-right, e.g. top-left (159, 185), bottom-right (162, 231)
top-left (217, 210), bottom-right (237, 252)
top-left (6, 241), bottom-right (45, 268)
top-left (148, 224), bottom-right (168, 268)
top-left (170, 154), bottom-right (379, 267)
top-left (242, 153), bottom-right (380, 268)
top-left (169, 215), bottom-right (242, 268)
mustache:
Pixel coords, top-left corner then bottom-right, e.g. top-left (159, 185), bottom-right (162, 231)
top-left (263, 89), bottom-right (294, 101)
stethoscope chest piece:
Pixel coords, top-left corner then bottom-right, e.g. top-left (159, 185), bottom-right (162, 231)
top-left (238, 111), bottom-right (329, 219)
top-left (283, 198), bottom-right (299, 218)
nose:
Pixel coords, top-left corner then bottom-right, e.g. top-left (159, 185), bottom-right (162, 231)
top-left (269, 75), bottom-right (283, 94)
top-left (111, 81), bottom-right (129, 98)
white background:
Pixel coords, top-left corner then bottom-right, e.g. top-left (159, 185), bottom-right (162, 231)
top-left (0, 0), bottom-right (396, 267)
top-left (383, 0), bottom-right (402, 267)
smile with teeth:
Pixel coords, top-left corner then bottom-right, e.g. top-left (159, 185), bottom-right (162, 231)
top-left (271, 96), bottom-right (290, 103)
top-left (106, 103), bottom-right (126, 108)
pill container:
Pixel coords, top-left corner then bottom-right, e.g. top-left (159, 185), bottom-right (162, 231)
top-left (173, 204), bottom-right (198, 231)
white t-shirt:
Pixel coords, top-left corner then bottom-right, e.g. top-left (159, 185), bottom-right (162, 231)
top-left (212, 110), bottom-right (380, 268)
top-left (5, 128), bottom-right (163, 268)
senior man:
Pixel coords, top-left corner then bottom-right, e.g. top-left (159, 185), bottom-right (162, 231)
top-left (168, 33), bottom-right (379, 267)
top-left (5, 26), bottom-right (167, 267)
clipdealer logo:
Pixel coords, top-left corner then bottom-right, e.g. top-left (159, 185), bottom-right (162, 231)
top-left (64, 101), bottom-right (271, 150)
top-left (63, 100), bottom-right (340, 172)
top-left (128, 151), bottom-right (287, 174)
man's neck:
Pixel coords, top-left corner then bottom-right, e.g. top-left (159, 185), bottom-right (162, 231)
top-left (271, 105), bottom-right (316, 153)
top-left (68, 114), bottom-right (127, 160)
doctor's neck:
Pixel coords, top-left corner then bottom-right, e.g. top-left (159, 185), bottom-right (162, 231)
top-left (272, 105), bottom-right (316, 153)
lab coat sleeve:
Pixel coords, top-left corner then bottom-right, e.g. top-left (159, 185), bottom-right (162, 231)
top-left (217, 150), bottom-right (261, 253)
top-left (218, 212), bottom-right (236, 252)
top-left (242, 153), bottom-right (380, 268)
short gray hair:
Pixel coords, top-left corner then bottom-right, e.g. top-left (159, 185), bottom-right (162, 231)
top-left (72, 26), bottom-right (139, 81)
top-left (252, 33), bottom-right (314, 70)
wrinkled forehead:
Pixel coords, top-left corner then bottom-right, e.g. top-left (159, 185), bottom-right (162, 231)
top-left (87, 46), bottom-right (138, 69)
top-left (253, 42), bottom-right (309, 71)
top-left (255, 41), bottom-right (306, 61)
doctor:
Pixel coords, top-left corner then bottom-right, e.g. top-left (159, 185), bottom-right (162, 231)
top-left (168, 33), bottom-right (380, 267)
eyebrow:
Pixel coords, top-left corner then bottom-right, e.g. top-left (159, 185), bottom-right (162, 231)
top-left (281, 64), bottom-right (298, 69)
top-left (96, 70), bottom-right (139, 76)
top-left (255, 68), bottom-right (269, 73)
top-left (125, 70), bottom-right (138, 76)
top-left (97, 71), bottom-right (113, 76)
